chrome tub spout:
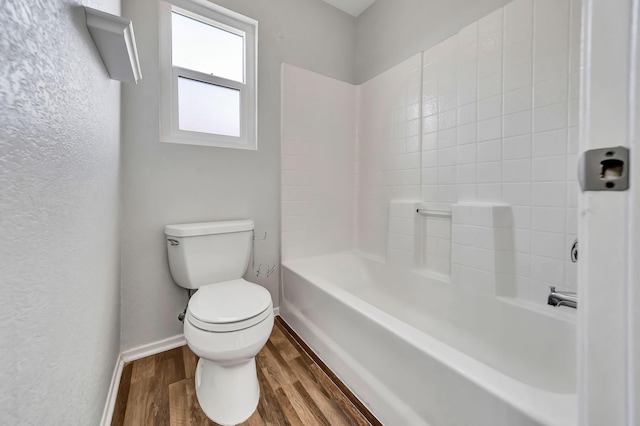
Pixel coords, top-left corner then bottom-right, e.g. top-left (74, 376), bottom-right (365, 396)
top-left (548, 286), bottom-right (577, 309)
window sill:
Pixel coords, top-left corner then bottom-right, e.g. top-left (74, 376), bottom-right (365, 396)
top-left (160, 132), bottom-right (257, 150)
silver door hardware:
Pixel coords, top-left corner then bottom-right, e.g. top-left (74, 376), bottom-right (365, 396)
top-left (578, 146), bottom-right (629, 191)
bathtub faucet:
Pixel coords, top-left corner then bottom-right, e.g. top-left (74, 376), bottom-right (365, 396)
top-left (548, 286), bottom-right (577, 309)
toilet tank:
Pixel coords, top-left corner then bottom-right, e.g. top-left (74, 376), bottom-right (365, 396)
top-left (165, 220), bottom-right (254, 289)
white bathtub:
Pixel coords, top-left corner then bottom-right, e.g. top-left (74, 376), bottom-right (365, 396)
top-left (280, 251), bottom-right (577, 426)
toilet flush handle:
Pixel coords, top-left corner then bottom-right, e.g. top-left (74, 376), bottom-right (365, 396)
top-left (167, 239), bottom-right (180, 246)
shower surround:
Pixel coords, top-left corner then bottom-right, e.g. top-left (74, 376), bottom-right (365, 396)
top-left (281, 0), bottom-right (580, 424)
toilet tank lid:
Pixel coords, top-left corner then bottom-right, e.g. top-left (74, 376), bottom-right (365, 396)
top-left (165, 220), bottom-right (254, 237)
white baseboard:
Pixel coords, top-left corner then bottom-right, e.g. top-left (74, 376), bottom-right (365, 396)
top-left (122, 333), bottom-right (187, 363)
top-left (101, 309), bottom-right (280, 425)
top-left (100, 334), bottom-right (185, 425)
top-left (100, 353), bottom-right (124, 426)
top-left (120, 308), bottom-right (279, 363)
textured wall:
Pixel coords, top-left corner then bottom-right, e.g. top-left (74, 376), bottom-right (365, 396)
top-left (355, 0), bottom-right (513, 83)
top-left (0, 0), bottom-right (121, 424)
top-left (121, 0), bottom-right (356, 350)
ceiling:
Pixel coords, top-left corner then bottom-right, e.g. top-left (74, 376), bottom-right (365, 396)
top-left (321, 0), bottom-right (377, 17)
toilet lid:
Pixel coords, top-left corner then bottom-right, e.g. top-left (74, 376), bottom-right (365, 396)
top-left (187, 279), bottom-right (272, 332)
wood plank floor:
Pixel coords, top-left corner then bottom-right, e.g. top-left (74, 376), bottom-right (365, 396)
top-left (111, 317), bottom-right (377, 426)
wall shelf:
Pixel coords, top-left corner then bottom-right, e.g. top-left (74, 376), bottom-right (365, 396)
top-left (85, 7), bottom-right (142, 83)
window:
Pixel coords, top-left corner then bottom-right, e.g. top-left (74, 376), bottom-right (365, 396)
top-left (160, 0), bottom-right (257, 149)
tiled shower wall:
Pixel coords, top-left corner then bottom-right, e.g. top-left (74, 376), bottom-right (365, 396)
top-left (357, 56), bottom-right (423, 259)
top-left (281, 64), bottom-right (358, 262)
top-left (419, 0), bottom-right (581, 301)
top-left (282, 0), bottom-right (580, 305)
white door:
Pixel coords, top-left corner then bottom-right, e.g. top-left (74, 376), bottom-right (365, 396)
top-left (579, 0), bottom-right (639, 424)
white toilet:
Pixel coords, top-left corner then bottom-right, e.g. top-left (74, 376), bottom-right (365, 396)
top-left (164, 219), bottom-right (274, 426)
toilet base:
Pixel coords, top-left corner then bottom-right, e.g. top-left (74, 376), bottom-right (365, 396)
top-left (195, 357), bottom-right (260, 425)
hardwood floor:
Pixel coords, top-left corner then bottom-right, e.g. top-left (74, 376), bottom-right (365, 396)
top-left (111, 317), bottom-right (379, 426)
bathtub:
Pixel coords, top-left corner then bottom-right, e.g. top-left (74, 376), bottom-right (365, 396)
top-left (280, 251), bottom-right (577, 426)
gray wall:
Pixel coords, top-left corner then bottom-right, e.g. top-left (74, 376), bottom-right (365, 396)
top-left (355, 0), bottom-right (513, 83)
top-left (0, 0), bottom-right (121, 424)
top-left (121, 0), bottom-right (355, 350)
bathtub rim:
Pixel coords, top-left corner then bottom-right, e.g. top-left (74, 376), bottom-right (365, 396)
top-left (281, 253), bottom-right (578, 426)
top-left (285, 250), bottom-right (577, 323)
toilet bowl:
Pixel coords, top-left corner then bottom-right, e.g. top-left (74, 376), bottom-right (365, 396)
top-left (164, 220), bottom-right (274, 425)
top-left (184, 280), bottom-right (273, 425)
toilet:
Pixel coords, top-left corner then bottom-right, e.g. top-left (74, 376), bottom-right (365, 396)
top-left (165, 219), bottom-right (274, 426)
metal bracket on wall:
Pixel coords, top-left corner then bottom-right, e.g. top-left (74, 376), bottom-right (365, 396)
top-left (578, 146), bottom-right (630, 191)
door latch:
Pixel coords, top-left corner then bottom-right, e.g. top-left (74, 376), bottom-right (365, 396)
top-left (578, 146), bottom-right (629, 191)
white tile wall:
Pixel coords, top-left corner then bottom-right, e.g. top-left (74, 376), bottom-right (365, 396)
top-left (282, 0), bottom-right (581, 306)
top-left (357, 55), bottom-right (423, 259)
top-left (281, 64), bottom-right (358, 261)
top-left (419, 203), bottom-right (453, 280)
top-left (387, 200), bottom-right (418, 268)
top-left (451, 203), bottom-right (516, 293)
top-left (386, 200), bottom-right (453, 281)
top-left (417, 0), bottom-right (579, 302)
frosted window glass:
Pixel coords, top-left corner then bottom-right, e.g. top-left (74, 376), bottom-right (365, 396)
top-left (172, 12), bottom-right (244, 82)
top-left (178, 77), bottom-right (240, 137)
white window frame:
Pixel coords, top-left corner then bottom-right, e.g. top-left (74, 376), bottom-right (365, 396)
top-left (159, 0), bottom-right (257, 150)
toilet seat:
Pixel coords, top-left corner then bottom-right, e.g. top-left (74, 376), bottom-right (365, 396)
top-left (187, 279), bottom-right (272, 332)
